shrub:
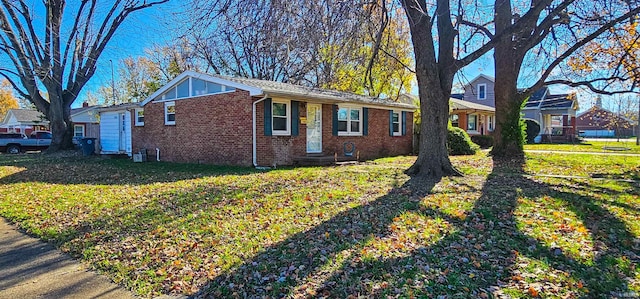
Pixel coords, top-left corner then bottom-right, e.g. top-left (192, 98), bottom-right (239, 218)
top-left (448, 126), bottom-right (480, 155)
top-left (525, 120), bottom-right (540, 144)
top-left (471, 135), bottom-right (494, 149)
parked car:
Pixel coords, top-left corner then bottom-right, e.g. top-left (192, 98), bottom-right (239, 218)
top-left (0, 131), bottom-right (52, 154)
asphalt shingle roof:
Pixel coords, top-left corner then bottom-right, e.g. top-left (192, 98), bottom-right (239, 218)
top-left (222, 76), bottom-right (417, 110)
top-left (7, 109), bottom-right (48, 123)
top-left (450, 98), bottom-right (495, 112)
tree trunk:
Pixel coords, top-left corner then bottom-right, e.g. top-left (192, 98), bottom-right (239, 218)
top-left (403, 5), bottom-right (460, 178)
top-left (406, 84), bottom-right (459, 178)
top-left (491, 0), bottom-right (527, 158)
top-left (46, 93), bottom-right (73, 152)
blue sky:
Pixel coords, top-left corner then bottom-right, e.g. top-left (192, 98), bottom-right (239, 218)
top-left (75, 2), bottom-right (181, 107)
top-left (77, 2), bottom-right (619, 113)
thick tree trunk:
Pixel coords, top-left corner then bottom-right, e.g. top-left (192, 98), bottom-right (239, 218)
top-left (403, 3), bottom-right (460, 178)
top-left (46, 93), bottom-right (74, 152)
top-left (406, 84), bottom-right (459, 178)
top-left (491, 0), bottom-right (527, 158)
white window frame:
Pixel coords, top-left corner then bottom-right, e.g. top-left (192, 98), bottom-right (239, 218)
top-left (165, 101), bottom-right (176, 125)
top-left (468, 114), bottom-right (478, 132)
top-left (477, 83), bottom-right (487, 100)
top-left (134, 108), bottom-right (144, 126)
top-left (73, 124), bottom-right (85, 138)
top-left (338, 106), bottom-right (363, 136)
top-left (155, 78), bottom-right (236, 102)
top-left (392, 110), bottom-right (401, 136)
top-left (450, 114), bottom-right (460, 127)
top-left (488, 115), bottom-right (494, 131)
top-left (271, 100), bottom-right (291, 136)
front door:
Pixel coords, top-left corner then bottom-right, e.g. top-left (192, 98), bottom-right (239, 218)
top-left (306, 104), bottom-right (322, 153)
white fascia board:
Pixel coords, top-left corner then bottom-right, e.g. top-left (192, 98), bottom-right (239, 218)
top-left (140, 70), bottom-right (264, 106)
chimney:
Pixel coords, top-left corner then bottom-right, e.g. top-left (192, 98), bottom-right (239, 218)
top-left (595, 96), bottom-right (602, 108)
top-left (82, 102), bottom-right (89, 108)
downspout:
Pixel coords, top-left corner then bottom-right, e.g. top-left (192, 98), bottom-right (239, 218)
top-left (253, 95), bottom-right (268, 167)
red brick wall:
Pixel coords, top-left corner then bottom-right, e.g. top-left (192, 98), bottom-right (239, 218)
top-left (133, 93), bottom-right (413, 167)
top-left (132, 91), bottom-right (254, 166)
top-left (256, 102), bottom-right (413, 166)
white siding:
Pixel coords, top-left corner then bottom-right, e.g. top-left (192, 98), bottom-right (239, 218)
top-left (72, 110), bottom-right (99, 123)
top-left (100, 112), bottom-right (120, 153)
top-left (100, 110), bottom-right (132, 155)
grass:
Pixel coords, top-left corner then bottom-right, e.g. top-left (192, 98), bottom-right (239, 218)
top-left (0, 151), bottom-right (638, 298)
top-left (525, 139), bottom-right (640, 154)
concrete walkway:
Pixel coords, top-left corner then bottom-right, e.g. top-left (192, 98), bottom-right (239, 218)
top-left (525, 149), bottom-right (640, 157)
top-left (0, 218), bottom-right (136, 299)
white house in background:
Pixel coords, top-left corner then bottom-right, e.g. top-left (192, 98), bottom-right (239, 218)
top-left (0, 109), bottom-right (49, 134)
top-left (98, 103), bottom-right (136, 155)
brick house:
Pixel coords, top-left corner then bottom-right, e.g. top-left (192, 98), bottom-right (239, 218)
top-left (576, 104), bottom-right (637, 138)
top-left (450, 74), bottom-right (579, 142)
top-left (127, 71), bottom-right (415, 167)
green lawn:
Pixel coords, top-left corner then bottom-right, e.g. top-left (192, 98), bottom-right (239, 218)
top-left (0, 152), bottom-right (638, 298)
top-left (525, 139), bottom-right (640, 154)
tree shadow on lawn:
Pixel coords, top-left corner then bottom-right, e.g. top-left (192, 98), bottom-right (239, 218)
top-left (0, 154), bottom-right (258, 186)
top-left (194, 158), bottom-right (639, 298)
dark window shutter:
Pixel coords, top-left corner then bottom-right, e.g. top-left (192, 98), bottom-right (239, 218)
top-left (402, 111), bottom-right (407, 136)
top-left (332, 105), bottom-right (338, 136)
top-left (264, 99), bottom-right (272, 136)
top-left (389, 110), bottom-right (394, 136)
top-left (363, 107), bottom-right (369, 136)
top-left (291, 101), bottom-right (299, 136)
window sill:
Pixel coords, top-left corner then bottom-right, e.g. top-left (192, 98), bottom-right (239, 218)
top-left (272, 131), bottom-right (291, 136)
top-left (165, 123), bottom-right (176, 126)
top-left (338, 132), bottom-right (362, 137)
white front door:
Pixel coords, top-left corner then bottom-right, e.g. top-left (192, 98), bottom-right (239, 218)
top-left (306, 104), bottom-right (322, 153)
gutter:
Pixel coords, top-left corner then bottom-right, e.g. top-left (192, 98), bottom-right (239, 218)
top-left (252, 95), bottom-right (268, 167)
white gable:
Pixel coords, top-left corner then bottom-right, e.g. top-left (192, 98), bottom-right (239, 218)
top-left (140, 71), bottom-right (263, 106)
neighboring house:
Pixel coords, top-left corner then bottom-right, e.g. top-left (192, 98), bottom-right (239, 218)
top-left (98, 103), bottom-right (137, 155)
top-left (0, 109), bottom-right (49, 134)
top-left (449, 98), bottom-right (496, 136)
top-left (576, 105), bottom-right (637, 137)
top-left (111, 70), bottom-right (414, 166)
top-left (450, 75), bottom-right (579, 142)
top-left (71, 102), bottom-right (101, 144)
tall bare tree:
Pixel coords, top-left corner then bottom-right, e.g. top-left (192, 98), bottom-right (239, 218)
top-left (0, 0), bottom-right (168, 151)
top-left (491, 0), bottom-right (640, 157)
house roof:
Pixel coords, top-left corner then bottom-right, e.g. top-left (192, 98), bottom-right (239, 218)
top-left (465, 74), bottom-right (495, 85)
top-left (577, 106), bottom-right (637, 125)
top-left (222, 76), bottom-right (416, 110)
top-left (450, 98), bottom-right (495, 112)
top-left (98, 102), bottom-right (140, 113)
top-left (141, 70), bottom-right (416, 110)
top-left (1, 109), bottom-right (48, 125)
top-left (71, 105), bottom-right (101, 117)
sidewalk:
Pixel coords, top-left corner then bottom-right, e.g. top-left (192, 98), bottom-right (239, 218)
top-left (0, 218), bottom-right (136, 299)
top-left (525, 149), bottom-right (640, 157)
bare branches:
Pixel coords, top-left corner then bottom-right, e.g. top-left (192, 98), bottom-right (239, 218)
top-left (545, 77), bottom-right (639, 95)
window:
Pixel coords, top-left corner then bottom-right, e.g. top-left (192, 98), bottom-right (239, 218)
top-left (477, 84), bottom-right (487, 100)
top-left (468, 115), bottom-right (478, 131)
top-left (338, 107), bottom-right (362, 136)
top-left (165, 102), bottom-right (176, 125)
top-left (134, 109), bottom-right (144, 126)
top-left (392, 111), bottom-right (401, 136)
top-left (73, 125), bottom-right (84, 138)
top-left (488, 115), bottom-right (494, 131)
top-left (450, 114), bottom-right (459, 127)
top-left (272, 100), bottom-right (290, 135)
